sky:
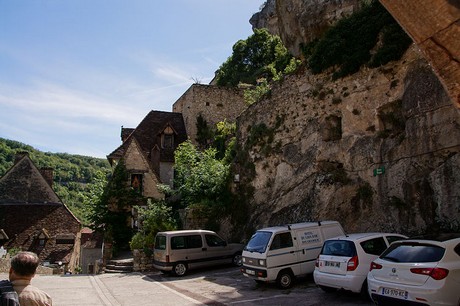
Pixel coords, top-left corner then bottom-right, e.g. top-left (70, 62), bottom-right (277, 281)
top-left (0, 0), bottom-right (265, 158)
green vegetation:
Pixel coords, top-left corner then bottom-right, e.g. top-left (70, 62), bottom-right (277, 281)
top-left (215, 28), bottom-right (300, 105)
top-left (84, 160), bottom-right (144, 253)
top-left (0, 138), bottom-right (111, 224)
top-left (130, 199), bottom-right (176, 253)
top-left (306, 0), bottom-right (412, 79)
top-left (215, 28), bottom-right (295, 87)
top-left (174, 140), bottom-right (231, 210)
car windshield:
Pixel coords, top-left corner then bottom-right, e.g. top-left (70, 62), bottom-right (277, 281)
top-left (321, 240), bottom-right (357, 257)
top-left (244, 231), bottom-right (272, 253)
top-left (380, 242), bottom-right (445, 263)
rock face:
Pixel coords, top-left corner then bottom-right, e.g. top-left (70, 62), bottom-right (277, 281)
top-left (379, 0), bottom-right (460, 109)
top-left (235, 46), bottom-right (460, 236)
top-left (250, 0), bottom-right (361, 57)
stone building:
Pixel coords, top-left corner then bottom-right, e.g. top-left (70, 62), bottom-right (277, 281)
top-left (107, 110), bottom-right (188, 195)
top-left (0, 152), bottom-right (81, 269)
top-left (173, 84), bottom-right (246, 144)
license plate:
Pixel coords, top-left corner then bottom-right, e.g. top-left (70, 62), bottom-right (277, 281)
top-left (382, 287), bottom-right (408, 299)
top-left (325, 261), bottom-right (340, 268)
top-left (245, 269), bottom-right (255, 275)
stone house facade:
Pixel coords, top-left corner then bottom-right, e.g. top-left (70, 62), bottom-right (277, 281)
top-left (0, 152), bottom-right (81, 269)
top-left (173, 84), bottom-right (246, 144)
top-left (107, 110), bottom-right (188, 197)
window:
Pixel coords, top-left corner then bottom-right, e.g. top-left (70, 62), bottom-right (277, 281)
top-left (361, 237), bottom-right (388, 255)
top-left (162, 126), bottom-right (174, 149)
top-left (131, 174), bottom-right (143, 193)
top-left (381, 243), bottom-right (445, 263)
top-left (322, 240), bottom-right (356, 257)
top-left (386, 235), bottom-right (406, 244)
top-left (171, 235), bottom-right (203, 249)
top-left (205, 234), bottom-right (226, 247)
top-left (244, 231), bottom-right (272, 253)
top-left (155, 235), bottom-right (166, 250)
top-left (270, 232), bottom-right (293, 250)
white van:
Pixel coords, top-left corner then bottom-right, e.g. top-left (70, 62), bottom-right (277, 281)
top-left (153, 230), bottom-right (244, 276)
top-left (241, 221), bottom-right (345, 288)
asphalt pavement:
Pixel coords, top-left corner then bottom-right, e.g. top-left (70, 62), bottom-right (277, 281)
top-left (0, 267), bottom-right (373, 306)
top-left (0, 272), bottom-right (202, 306)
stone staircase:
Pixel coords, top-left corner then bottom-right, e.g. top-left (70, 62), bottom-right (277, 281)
top-left (104, 252), bottom-right (134, 273)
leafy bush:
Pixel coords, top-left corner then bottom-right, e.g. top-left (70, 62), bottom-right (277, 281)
top-left (216, 28), bottom-right (293, 87)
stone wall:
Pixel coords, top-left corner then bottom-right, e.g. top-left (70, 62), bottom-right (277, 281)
top-left (132, 249), bottom-right (154, 272)
top-left (173, 84), bottom-right (246, 144)
top-left (0, 258), bottom-right (54, 275)
top-left (235, 46), bottom-right (460, 237)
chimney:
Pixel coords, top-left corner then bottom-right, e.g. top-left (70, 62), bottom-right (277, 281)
top-left (40, 167), bottom-right (54, 187)
top-left (14, 151), bottom-right (29, 164)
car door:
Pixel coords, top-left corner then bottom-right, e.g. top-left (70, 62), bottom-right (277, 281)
top-left (266, 231), bottom-right (298, 272)
top-left (204, 233), bottom-right (231, 265)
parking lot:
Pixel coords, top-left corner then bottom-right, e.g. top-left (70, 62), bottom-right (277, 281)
top-left (1, 266), bottom-right (374, 305)
top-left (146, 265), bottom-right (373, 305)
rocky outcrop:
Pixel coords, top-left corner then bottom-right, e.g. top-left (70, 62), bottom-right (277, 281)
top-left (379, 0), bottom-right (460, 109)
top-left (250, 0), bottom-right (361, 57)
top-left (235, 46), bottom-right (460, 236)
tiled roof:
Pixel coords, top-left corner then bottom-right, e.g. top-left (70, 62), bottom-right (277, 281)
top-left (0, 155), bottom-right (61, 205)
top-left (107, 110), bottom-right (187, 163)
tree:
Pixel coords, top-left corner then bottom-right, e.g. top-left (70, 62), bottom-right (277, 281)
top-left (84, 160), bottom-right (145, 253)
top-left (174, 140), bottom-right (231, 206)
top-left (130, 199), bottom-right (176, 252)
top-left (215, 28), bottom-right (294, 87)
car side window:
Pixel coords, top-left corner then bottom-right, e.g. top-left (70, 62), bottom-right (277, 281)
top-left (270, 232), bottom-right (293, 250)
top-left (171, 235), bottom-right (202, 249)
top-left (360, 237), bottom-right (387, 255)
top-left (454, 243), bottom-right (460, 256)
top-left (205, 234), bottom-right (226, 247)
top-left (386, 235), bottom-right (405, 244)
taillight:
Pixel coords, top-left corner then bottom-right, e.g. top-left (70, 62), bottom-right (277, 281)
top-left (370, 261), bottom-right (382, 271)
top-left (315, 256), bottom-right (319, 268)
top-left (410, 267), bottom-right (449, 280)
top-left (166, 255), bottom-right (170, 263)
top-left (347, 256), bottom-right (359, 271)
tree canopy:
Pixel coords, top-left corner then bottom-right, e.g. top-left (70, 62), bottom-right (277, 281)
top-left (215, 28), bottom-right (294, 87)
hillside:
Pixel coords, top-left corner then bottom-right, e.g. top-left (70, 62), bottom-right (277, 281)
top-left (0, 137), bottom-right (112, 223)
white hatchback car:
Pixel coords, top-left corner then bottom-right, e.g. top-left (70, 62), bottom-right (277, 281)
top-left (314, 233), bottom-right (407, 295)
top-left (368, 236), bottom-right (460, 306)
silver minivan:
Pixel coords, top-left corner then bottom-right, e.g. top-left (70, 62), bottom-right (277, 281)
top-left (153, 230), bottom-right (244, 276)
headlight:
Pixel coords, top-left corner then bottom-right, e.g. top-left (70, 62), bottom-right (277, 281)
top-left (258, 259), bottom-right (265, 266)
top-left (242, 257), bottom-right (246, 263)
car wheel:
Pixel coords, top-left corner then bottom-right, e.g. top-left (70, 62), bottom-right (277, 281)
top-left (232, 253), bottom-right (242, 266)
top-left (319, 285), bottom-right (336, 293)
top-left (276, 270), bottom-right (294, 289)
top-left (173, 263), bottom-right (187, 276)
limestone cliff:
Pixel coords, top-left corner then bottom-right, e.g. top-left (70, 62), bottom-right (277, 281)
top-left (250, 0), bottom-right (362, 57)
top-left (234, 45), bottom-right (460, 236)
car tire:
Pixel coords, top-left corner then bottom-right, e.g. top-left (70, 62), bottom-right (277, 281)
top-left (276, 270), bottom-right (295, 289)
top-left (173, 262), bottom-right (187, 276)
top-left (319, 285), bottom-right (337, 293)
top-left (232, 253), bottom-right (242, 266)
top-left (360, 279), bottom-right (370, 300)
